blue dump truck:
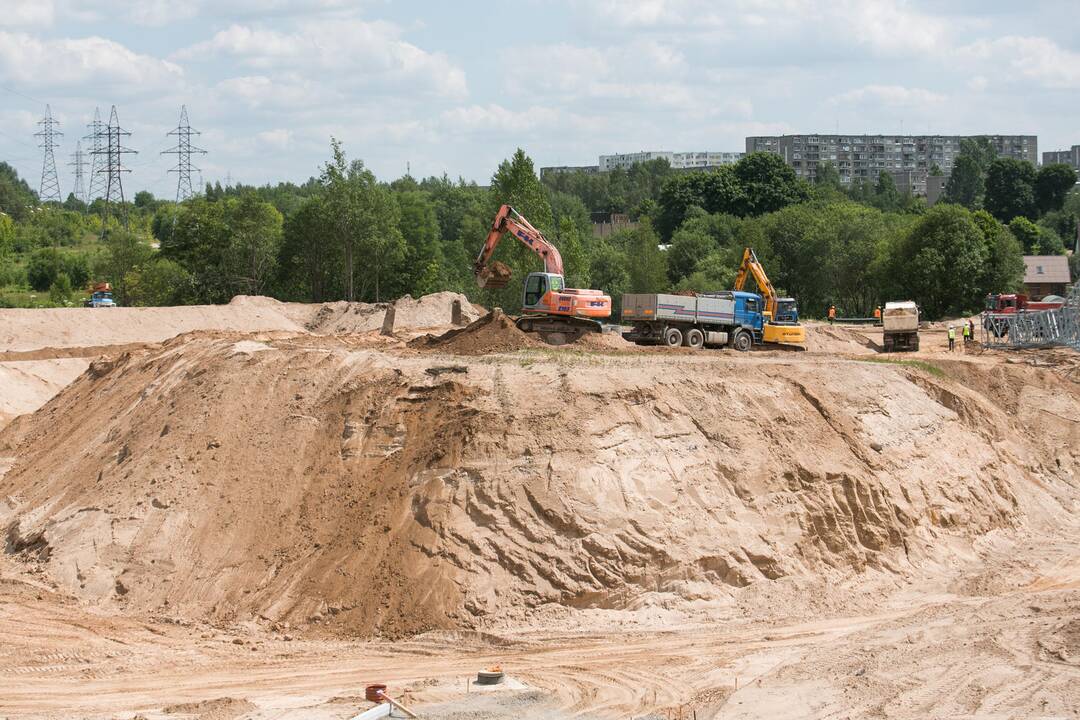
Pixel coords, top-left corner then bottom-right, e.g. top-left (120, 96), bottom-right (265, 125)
top-left (621, 290), bottom-right (766, 351)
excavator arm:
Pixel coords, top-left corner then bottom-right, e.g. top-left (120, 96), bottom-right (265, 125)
top-left (474, 204), bottom-right (564, 289)
top-left (733, 247), bottom-right (778, 319)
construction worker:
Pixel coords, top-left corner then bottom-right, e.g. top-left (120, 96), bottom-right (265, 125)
top-left (962, 321), bottom-right (971, 347)
top-left (828, 305), bottom-right (836, 324)
top-left (873, 306), bottom-right (882, 324)
top-left (948, 325), bottom-right (956, 352)
top-left (968, 319), bottom-right (976, 344)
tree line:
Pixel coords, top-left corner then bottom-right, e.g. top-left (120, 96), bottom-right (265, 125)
top-left (1, 140), bottom-right (1077, 319)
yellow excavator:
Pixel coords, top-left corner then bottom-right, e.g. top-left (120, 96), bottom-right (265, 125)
top-left (733, 247), bottom-right (806, 346)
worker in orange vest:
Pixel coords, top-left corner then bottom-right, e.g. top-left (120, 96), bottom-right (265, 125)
top-left (873, 306), bottom-right (882, 324)
top-left (828, 305), bottom-right (836, 323)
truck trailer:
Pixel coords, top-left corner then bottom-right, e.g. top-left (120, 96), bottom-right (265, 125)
top-left (622, 291), bottom-right (765, 351)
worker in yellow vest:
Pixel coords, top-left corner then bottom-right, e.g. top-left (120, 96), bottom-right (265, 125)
top-left (948, 325), bottom-right (956, 352)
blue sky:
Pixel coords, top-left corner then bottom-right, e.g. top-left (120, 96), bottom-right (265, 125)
top-left (1, 0), bottom-right (1078, 198)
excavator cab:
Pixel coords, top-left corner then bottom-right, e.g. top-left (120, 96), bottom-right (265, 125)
top-left (523, 272), bottom-right (563, 309)
top-left (774, 297), bottom-right (799, 324)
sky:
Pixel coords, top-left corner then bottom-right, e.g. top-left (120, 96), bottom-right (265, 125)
top-left (1, 0), bottom-right (1078, 199)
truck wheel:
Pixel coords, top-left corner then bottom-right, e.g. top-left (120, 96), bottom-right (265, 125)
top-left (685, 328), bottom-right (704, 350)
top-left (732, 330), bottom-right (751, 352)
top-left (663, 327), bottom-right (683, 348)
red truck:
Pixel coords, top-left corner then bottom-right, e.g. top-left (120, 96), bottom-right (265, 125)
top-left (983, 293), bottom-right (1065, 337)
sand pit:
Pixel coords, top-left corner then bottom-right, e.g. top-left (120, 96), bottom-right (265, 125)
top-left (3, 330), bottom-right (1078, 642)
top-left (2, 295), bottom-right (1080, 720)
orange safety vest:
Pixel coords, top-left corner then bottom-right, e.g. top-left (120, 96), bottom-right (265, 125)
top-left (828, 306), bottom-right (836, 318)
top-left (873, 307), bottom-right (881, 319)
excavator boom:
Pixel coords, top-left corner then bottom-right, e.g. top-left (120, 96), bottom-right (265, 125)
top-left (474, 204), bottom-right (563, 289)
top-left (733, 247), bottom-right (805, 346)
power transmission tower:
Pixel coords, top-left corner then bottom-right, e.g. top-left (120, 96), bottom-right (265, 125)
top-left (162, 105), bottom-right (207, 202)
top-left (91, 105), bottom-right (137, 226)
top-left (69, 140), bottom-right (88, 205)
top-left (85, 107), bottom-right (108, 201)
top-left (35, 104), bottom-right (62, 202)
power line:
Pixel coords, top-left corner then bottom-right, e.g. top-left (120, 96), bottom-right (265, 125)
top-left (35, 104), bottom-right (62, 202)
top-left (85, 107), bottom-right (108, 201)
top-left (162, 105), bottom-right (207, 202)
top-left (69, 140), bottom-right (88, 205)
top-left (92, 105), bottom-right (137, 227)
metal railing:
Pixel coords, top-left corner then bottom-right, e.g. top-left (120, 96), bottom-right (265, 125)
top-left (981, 283), bottom-right (1080, 350)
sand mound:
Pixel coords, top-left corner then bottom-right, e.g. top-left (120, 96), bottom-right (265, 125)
top-left (299, 292), bottom-right (482, 336)
top-left (803, 322), bottom-right (879, 354)
top-left (411, 309), bottom-right (543, 354)
top-left (0, 358), bottom-right (90, 430)
top-left (3, 332), bottom-right (1077, 638)
top-left (0, 292), bottom-right (480, 354)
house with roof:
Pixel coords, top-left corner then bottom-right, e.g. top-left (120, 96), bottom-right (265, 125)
top-left (1022, 255), bottom-right (1071, 299)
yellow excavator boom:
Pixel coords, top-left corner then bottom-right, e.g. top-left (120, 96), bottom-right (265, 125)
top-left (733, 247), bottom-right (805, 346)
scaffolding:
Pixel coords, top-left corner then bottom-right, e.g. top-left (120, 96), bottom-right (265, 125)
top-left (981, 283), bottom-right (1080, 350)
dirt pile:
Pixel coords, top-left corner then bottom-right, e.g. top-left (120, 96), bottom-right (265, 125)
top-left (802, 322), bottom-right (878, 354)
top-left (411, 308), bottom-right (543, 354)
top-left (3, 332), bottom-right (1077, 638)
top-left (0, 292), bottom-right (480, 353)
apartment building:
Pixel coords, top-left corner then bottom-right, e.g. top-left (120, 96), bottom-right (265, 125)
top-left (744, 134), bottom-right (1037, 188)
top-left (1043, 146), bottom-right (1080, 171)
top-left (598, 150), bottom-right (744, 172)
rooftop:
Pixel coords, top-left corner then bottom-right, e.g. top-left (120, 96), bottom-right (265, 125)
top-left (1022, 255), bottom-right (1071, 285)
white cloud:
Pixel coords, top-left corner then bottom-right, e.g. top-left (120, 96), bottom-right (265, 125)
top-left (255, 128), bottom-right (292, 150)
top-left (831, 84), bottom-right (948, 108)
top-left (176, 19), bottom-right (467, 99)
top-left (440, 104), bottom-right (562, 134)
top-left (0, 32), bottom-right (183, 90)
top-left (0, 0), bottom-right (54, 27)
top-left (957, 36), bottom-right (1080, 89)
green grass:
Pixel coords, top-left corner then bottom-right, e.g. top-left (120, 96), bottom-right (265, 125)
top-left (857, 356), bottom-right (946, 378)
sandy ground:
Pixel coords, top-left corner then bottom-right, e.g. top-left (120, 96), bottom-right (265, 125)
top-left (1, 304), bottom-right (1078, 719)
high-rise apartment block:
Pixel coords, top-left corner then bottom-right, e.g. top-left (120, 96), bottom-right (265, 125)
top-left (599, 150), bottom-right (744, 172)
top-left (1043, 146), bottom-right (1080, 171)
top-left (744, 134), bottom-right (1037, 188)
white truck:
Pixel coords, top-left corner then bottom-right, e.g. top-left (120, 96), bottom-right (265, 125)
top-left (881, 301), bottom-right (919, 352)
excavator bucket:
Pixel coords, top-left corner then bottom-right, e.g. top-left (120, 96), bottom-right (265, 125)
top-left (476, 260), bottom-right (513, 290)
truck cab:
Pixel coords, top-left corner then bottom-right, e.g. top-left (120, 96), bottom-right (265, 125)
top-left (84, 290), bottom-right (115, 308)
top-left (732, 291), bottom-right (765, 336)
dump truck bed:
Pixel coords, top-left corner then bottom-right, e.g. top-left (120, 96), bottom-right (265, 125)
top-left (622, 293), bottom-right (736, 325)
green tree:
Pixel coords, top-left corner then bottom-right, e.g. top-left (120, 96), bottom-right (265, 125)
top-left (96, 229), bottom-right (154, 305)
top-left (872, 172), bottom-right (900, 212)
top-left (276, 196), bottom-right (340, 301)
top-left (0, 212), bottom-right (14, 259)
top-left (943, 138), bottom-right (997, 209)
top-left (125, 258), bottom-right (194, 306)
top-left (588, 240), bottom-right (630, 314)
top-left (49, 272), bottom-right (73, 305)
top-left (625, 220), bottom-right (667, 293)
top-left (319, 139), bottom-right (404, 301)
top-left (892, 205), bottom-right (990, 317)
top-left (667, 221), bottom-right (716, 283)
top-left (555, 216), bottom-right (589, 289)
top-left (1034, 164), bottom-right (1078, 215)
top-left (1008, 217), bottom-right (1040, 253)
top-left (225, 194), bottom-right (283, 296)
top-left (396, 189), bottom-right (444, 296)
top-left (0, 162), bottom-right (36, 220)
top-left (984, 158), bottom-right (1037, 223)
top-left (973, 211), bottom-right (1025, 295)
top-left (733, 152), bottom-right (809, 217)
top-left (26, 247), bottom-right (64, 291)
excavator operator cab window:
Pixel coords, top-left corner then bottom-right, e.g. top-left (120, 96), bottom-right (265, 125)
top-left (549, 275), bottom-right (564, 292)
top-left (524, 274), bottom-right (547, 307)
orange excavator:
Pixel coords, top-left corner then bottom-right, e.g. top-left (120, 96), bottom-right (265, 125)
top-left (475, 204), bottom-right (611, 344)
